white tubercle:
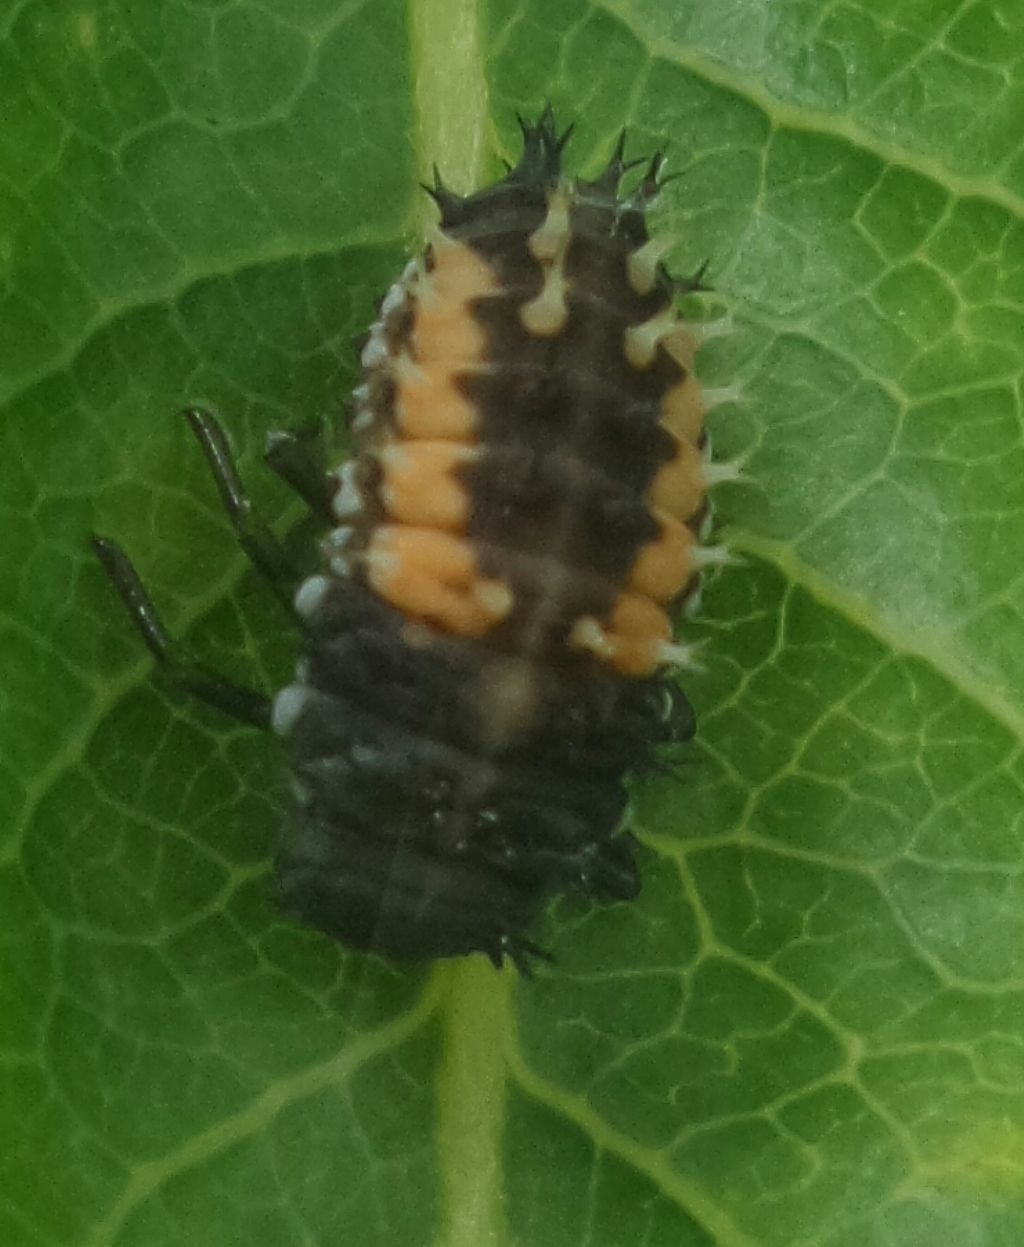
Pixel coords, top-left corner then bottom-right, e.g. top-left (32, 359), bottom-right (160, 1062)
top-left (703, 383), bottom-right (744, 410)
top-left (703, 458), bottom-right (746, 488)
top-left (375, 443), bottom-right (408, 469)
top-left (380, 282), bottom-right (406, 317)
top-left (271, 683), bottom-right (310, 736)
top-left (520, 259), bottom-right (569, 337)
top-left (294, 574), bottom-right (331, 619)
top-left (681, 581), bottom-right (704, 618)
top-left (690, 544), bottom-right (735, 570)
top-left (360, 330), bottom-right (388, 369)
top-left (362, 540), bottom-right (399, 589)
top-left (392, 351), bottom-right (426, 382)
top-left (697, 506), bottom-right (715, 542)
top-left (568, 617), bottom-right (616, 660)
top-left (324, 526), bottom-right (355, 575)
top-left (528, 188), bottom-right (571, 262)
top-left (626, 236), bottom-right (676, 296)
top-left (325, 525), bottom-right (354, 551)
top-left (624, 305), bottom-right (678, 369)
top-left (655, 639), bottom-right (706, 671)
top-left (332, 462), bottom-right (362, 519)
top-left (350, 383), bottom-right (373, 433)
top-left (471, 581), bottom-right (515, 620)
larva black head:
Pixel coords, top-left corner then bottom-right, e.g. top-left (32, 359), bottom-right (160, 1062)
top-left (425, 107), bottom-right (668, 255)
top-left (425, 106), bottom-right (571, 225)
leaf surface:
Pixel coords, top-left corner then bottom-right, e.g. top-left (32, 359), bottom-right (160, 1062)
top-left (2, 1), bottom-right (1022, 1244)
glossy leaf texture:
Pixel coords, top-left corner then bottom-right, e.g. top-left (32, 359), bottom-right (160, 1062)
top-left (1, 0), bottom-right (1023, 1244)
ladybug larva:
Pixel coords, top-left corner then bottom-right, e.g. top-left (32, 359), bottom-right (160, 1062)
top-left (93, 108), bottom-right (740, 970)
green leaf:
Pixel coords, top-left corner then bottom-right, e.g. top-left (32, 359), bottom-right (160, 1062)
top-left (2, 0), bottom-right (1023, 1244)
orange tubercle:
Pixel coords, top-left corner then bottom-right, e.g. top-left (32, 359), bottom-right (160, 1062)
top-left (364, 525), bottom-right (513, 638)
top-left (568, 593), bottom-right (673, 676)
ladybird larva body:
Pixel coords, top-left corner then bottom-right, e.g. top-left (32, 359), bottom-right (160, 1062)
top-left (94, 109), bottom-right (728, 970)
top-left (277, 112), bottom-right (719, 966)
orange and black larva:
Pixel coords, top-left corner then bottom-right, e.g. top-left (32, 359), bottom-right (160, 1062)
top-left (93, 110), bottom-right (739, 969)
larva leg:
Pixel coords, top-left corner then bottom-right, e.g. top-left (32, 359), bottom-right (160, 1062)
top-left (91, 535), bottom-right (271, 729)
top-left (263, 427), bottom-right (335, 521)
top-left (183, 406), bottom-right (297, 591)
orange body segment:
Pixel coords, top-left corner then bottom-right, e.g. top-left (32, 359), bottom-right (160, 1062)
top-left (395, 363), bottom-right (481, 440)
top-left (627, 512), bottom-right (697, 602)
top-left (414, 242), bottom-right (498, 364)
top-left (364, 525), bottom-right (512, 637)
top-left (377, 441), bottom-right (476, 529)
top-left (648, 434), bottom-right (706, 521)
top-left (605, 593), bottom-right (673, 675)
top-left (568, 593), bottom-right (673, 676)
top-left (661, 374), bottom-right (705, 443)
